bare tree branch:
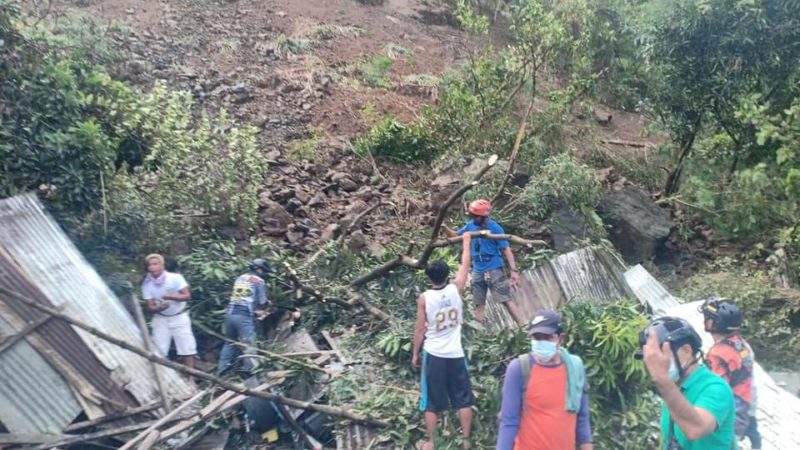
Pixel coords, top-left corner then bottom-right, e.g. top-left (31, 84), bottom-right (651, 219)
top-left (492, 99), bottom-right (536, 204)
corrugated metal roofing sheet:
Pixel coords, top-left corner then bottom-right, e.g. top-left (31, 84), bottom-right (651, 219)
top-left (486, 262), bottom-right (565, 330)
top-left (550, 248), bottom-right (626, 302)
top-left (0, 315), bottom-right (81, 434)
top-left (0, 194), bottom-right (193, 431)
top-left (666, 301), bottom-right (800, 450)
top-left (486, 247), bottom-right (626, 330)
top-left (0, 248), bottom-right (137, 420)
top-left (623, 264), bottom-right (680, 316)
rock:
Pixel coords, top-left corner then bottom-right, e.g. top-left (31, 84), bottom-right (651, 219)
top-left (320, 223), bottom-right (340, 241)
top-left (596, 188), bottom-right (673, 264)
top-left (294, 190), bottom-right (311, 205)
top-left (431, 173), bottom-right (459, 188)
top-left (258, 198), bottom-right (293, 233)
top-left (286, 230), bottom-right (305, 244)
top-left (549, 205), bottom-right (589, 253)
top-left (309, 192), bottom-right (326, 207)
top-left (346, 230), bottom-right (384, 258)
top-left (286, 198), bottom-right (304, 214)
top-left (258, 191), bottom-right (273, 208)
top-left (338, 177), bottom-right (358, 192)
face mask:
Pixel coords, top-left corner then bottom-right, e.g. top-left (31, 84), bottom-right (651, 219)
top-left (668, 357), bottom-right (681, 382)
top-left (531, 340), bottom-right (558, 360)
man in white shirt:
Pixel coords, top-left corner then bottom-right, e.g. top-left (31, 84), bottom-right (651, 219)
top-left (141, 253), bottom-right (197, 369)
top-left (412, 233), bottom-right (473, 450)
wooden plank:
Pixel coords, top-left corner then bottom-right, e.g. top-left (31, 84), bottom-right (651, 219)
top-left (156, 380), bottom-right (283, 443)
top-left (0, 315), bottom-right (51, 354)
top-left (63, 401), bottom-right (161, 432)
top-left (118, 389), bottom-right (207, 450)
top-left (321, 331), bottom-right (348, 364)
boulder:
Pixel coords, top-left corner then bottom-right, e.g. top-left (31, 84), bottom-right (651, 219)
top-left (549, 205), bottom-right (589, 253)
top-left (596, 188), bottom-right (673, 263)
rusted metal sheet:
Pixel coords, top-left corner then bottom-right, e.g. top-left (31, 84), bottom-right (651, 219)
top-left (0, 194), bottom-right (194, 433)
top-left (623, 264), bottom-right (681, 317)
top-left (0, 315), bottom-right (82, 434)
top-left (550, 248), bottom-right (625, 302)
top-left (666, 301), bottom-right (800, 450)
top-left (0, 248), bottom-right (137, 416)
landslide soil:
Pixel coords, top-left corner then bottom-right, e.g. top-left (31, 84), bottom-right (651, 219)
top-left (53, 0), bottom-right (661, 256)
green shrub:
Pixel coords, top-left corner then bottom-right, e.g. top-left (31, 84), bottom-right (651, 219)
top-left (498, 152), bottom-right (601, 224)
top-left (682, 263), bottom-right (800, 370)
top-left (353, 117), bottom-right (442, 164)
top-left (358, 54), bottom-right (394, 88)
top-left (563, 298), bottom-right (659, 449)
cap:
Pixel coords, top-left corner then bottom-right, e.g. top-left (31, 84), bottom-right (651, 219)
top-left (528, 310), bottom-right (563, 335)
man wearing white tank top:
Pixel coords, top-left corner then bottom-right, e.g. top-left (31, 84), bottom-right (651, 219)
top-left (412, 233), bottom-right (474, 450)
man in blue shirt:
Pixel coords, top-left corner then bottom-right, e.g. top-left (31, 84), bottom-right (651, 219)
top-left (217, 258), bottom-right (272, 376)
top-left (443, 199), bottom-right (523, 324)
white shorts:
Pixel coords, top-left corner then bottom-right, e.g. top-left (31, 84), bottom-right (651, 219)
top-left (151, 312), bottom-right (197, 356)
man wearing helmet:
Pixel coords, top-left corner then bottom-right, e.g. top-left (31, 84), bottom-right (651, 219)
top-left (637, 317), bottom-right (735, 450)
top-left (700, 298), bottom-right (761, 449)
top-left (442, 199), bottom-right (523, 324)
top-left (217, 258), bottom-right (272, 376)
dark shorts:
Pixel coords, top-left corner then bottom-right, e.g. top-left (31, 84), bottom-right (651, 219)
top-left (471, 268), bottom-right (512, 306)
top-left (419, 352), bottom-right (473, 413)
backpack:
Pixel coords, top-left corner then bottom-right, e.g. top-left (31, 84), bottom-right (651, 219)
top-left (517, 351), bottom-right (585, 414)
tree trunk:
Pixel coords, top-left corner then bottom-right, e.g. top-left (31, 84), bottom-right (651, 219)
top-left (664, 117), bottom-right (702, 196)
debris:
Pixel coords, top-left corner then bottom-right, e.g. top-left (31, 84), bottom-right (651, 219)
top-left (0, 286), bottom-right (389, 426)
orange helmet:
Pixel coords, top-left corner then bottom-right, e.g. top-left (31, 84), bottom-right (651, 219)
top-left (467, 199), bottom-right (492, 217)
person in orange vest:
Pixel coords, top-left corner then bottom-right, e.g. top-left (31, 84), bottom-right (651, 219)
top-left (700, 297), bottom-right (761, 449)
top-left (442, 199), bottom-right (523, 325)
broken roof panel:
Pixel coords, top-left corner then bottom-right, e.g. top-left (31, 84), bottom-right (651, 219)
top-left (0, 194), bottom-right (193, 432)
top-left (550, 248), bottom-right (626, 302)
top-left (623, 264), bottom-right (680, 316)
top-left (666, 301), bottom-right (800, 450)
top-left (0, 315), bottom-right (82, 434)
top-left (486, 261), bottom-right (565, 330)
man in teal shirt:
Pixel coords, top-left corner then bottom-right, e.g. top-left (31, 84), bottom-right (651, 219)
top-left (637, 316), bottom-right (736, 450)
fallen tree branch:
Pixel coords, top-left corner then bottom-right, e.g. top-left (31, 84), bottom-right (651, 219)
top-left (600, 139), bottom-right (652, 148)
top-left (430, 231), bottom-right (547, 250)
top-left (193, 321), bottom-right (326, 373)
top-left (492, 100), bottom-right (535, 204)
top-left (421, 154), bottom-right (499, 264)
top-left (280, 261), bottom-right (355, 308)
top-left (351, 155), bottom-right (501, 288)
top-left (305, 200), bottom-right (384, 267)
top-left (0, 286), bottom-right (389, 427)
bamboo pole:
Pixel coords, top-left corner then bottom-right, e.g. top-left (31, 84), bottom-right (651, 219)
top-left (118, 389), bottom-right (207, 450)
top-left (129, 292), bottom-right (171, 412)
top-left (0, 286), bottom-right (388, 427)
top-left (193, 321), bottom-right (325, 372)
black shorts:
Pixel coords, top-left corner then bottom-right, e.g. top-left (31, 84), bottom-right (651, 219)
top-left (419, 353), bottom-right (473, 413)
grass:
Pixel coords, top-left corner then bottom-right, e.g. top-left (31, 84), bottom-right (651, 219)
top-left (286, 133), bottom-right (322, 164)
top-left (358, 54), bottom-right (394, 88)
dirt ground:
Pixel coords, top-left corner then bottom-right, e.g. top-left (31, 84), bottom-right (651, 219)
top-left (47, 0), bottom-right (661, 255)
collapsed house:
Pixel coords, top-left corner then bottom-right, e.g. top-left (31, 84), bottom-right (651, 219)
top-left (484, 247), bottom-right (800, 450)
top-left (0, 194), bottom-right (194, 441)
